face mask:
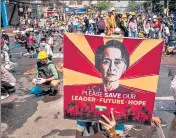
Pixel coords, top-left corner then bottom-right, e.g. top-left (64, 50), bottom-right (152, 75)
top-left (40, 43), bottom-right (46, 47)
top-left (41, 60), bottom-right (47, 64)
top-left (2, 33), bottom-right (5, 35)
top-left (153, 19), bottom-right (156, 22)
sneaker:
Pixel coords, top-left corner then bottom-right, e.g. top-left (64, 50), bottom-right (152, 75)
top-left (35, 90), bottom-right (50, 97)
top-left (8, 87), bottom-right (16, 94)
top-left (174, 112), bottom-right (176, 116)
top-left (132, 125), bottom-right (142, 131)
top-left (1, 93), bottom-right (9, 100)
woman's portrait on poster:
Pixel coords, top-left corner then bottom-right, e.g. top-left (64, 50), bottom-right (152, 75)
top-left (94, 39), bottom-right (133, 93)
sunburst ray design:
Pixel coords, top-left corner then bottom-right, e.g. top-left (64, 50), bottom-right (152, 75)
top-left (129, 40), bottom-right (163, 66)
top-left (64, 34), bottom-right (163, 93)
top-left (64, 68), bottom-right (102, 86)
top-left (65, 33), bottom-right (95, 65)
top-left (119, 75), bottom-right (159, 93)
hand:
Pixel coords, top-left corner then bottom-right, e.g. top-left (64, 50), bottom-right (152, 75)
top-left (36, 78), bottom-right (46, 84)
top-left (151, 116), bottom-right (161, 127)
top-left (99, 111), bottom-right (117, 138)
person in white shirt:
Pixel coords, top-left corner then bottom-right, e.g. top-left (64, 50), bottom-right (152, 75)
top-left (143, 18), bottom-right (152, 38)
top-left (39, 38), bottom-right (53, 60)
top-left (48, 34), bottom-right (54, 52)
top-left (1, 39), bottom-right (17, 71)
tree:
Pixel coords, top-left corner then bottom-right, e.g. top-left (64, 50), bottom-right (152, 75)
top-left (95, 1), bottom-right (111, 11)
top-left (127, 0), bottom-right (144, 12)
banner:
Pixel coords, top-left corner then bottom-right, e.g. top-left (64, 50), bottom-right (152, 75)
top-left (64, 33), bottom-right (164, 125)
top-left (65, 7), bottom-right (87, 14)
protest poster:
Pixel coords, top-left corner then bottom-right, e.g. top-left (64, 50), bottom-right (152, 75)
top-left (64, 33), bottom-right (164, 125)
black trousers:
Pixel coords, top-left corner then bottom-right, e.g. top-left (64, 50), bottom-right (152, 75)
top-left (1, 81), bottom-right (15, 94)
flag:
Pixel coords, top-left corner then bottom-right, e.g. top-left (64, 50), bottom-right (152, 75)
top-left (95, 105), bottom-right (107, 111)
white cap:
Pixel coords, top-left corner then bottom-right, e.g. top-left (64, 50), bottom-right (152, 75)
top-left (30, 28), bottom-right (34, 31)
top-left (100, 33), bottom-right (105, 36)
top-left (100, 14), bottom-right (104, 18)
top-left (153, 15), bottom-right (157, 19)
top-left (115, 28), bottom-right (121, 34)
top-left (21, 31), bottom-right (25, 35)
top-left (111, 7), bottom-right (115, 11)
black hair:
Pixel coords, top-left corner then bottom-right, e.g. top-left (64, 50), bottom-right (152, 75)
top-left (41, 38), bottom-right (46, 42)
top-left (95, 40), bottom-right (129, 72)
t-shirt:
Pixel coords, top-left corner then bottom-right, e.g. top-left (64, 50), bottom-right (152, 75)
top-left (77, 120), bottom-right (129, 137)
top-left (1, 65), bottom-right (16, 84)
top-left (39, 43), bottom-right (53, 57)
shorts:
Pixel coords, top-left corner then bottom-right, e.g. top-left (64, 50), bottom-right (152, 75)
top-left (43, 81), bottom-right (51, 85)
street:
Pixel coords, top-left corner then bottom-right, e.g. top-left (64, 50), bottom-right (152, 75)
top-left (1, 29), bottom-right (176, 138)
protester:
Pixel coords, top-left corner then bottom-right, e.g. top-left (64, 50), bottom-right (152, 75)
top-left (128, 18), bottom-right (138, 37)
top-left (97, 14), bottom-right (105, 35)
top-left (48, 34), bottom-right (54, 52)
top-left (32, 51), bottom-right (60, 96)
top-left (1, 65), bottom-right (16, 99)
top-left (1, 39), bottom-right (17, 71)
top-left (39, 38), bottom-right (53, 60)
top-left (76, 111), bottom-right (166, 138)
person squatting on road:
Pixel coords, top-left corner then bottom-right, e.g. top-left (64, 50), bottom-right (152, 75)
top-left (1, 65), bottom-right (16, 100)
top-left (32, 51), bottom-right (60, 96)
top-left (1, 39), bottom-right (17, 71)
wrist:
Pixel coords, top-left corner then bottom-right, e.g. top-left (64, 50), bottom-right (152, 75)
top-left (111, 131), bottom-right (117, 138)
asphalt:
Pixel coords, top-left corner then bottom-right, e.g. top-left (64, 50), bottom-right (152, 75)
top-left (1, 33), bottom-right (176, 138)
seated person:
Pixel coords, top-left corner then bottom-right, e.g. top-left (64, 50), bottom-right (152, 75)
top-left (39, 38), bottom-right (53, 60)
top-left (32, 51), bottom-right (60, 96)
top-left (1, 39), bottom-right (17, 71)
top-left (1, 65), bottom-right (16, 99)
top-left (166, 31), bottom-right (176, 55)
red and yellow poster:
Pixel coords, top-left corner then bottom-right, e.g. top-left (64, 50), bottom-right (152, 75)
top-left (64, 33), bottom-right (164, 125)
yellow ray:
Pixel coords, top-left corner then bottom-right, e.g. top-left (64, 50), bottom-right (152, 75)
top-left (64, 68), bottom-right (102, 86)
top-left (103, 37), bottom-right (123, 44)
top-left (119, 75), bottom-right (159, 93)
top-left (65, 33), bottom-right (95, 65)
top-left (130, 39), bottom-right (163, 66)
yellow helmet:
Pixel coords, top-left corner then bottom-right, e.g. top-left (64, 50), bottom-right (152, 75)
top-left (38, 51), bottom-right (48, 60)
top-left (101, 11), bottom-right (104, 15)
top-left (131, 12), bottom-right (136, 16)
top-left (122, 14), bottom-right (127, 18)
top-left (138, 33), bottom-right (144, 38)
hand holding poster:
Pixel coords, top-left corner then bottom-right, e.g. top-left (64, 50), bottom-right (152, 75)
top-left (64, 33), bottom-right (164, 125)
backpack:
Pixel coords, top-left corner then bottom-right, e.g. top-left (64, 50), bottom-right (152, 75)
top-left (97, 19), bottom-right (105, 30)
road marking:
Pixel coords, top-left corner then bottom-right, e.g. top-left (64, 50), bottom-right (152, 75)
top-left (155, 96), bottom-right (174, 100)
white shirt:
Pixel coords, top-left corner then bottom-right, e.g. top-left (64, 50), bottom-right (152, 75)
top-left (48, 37), bottom-right (54, 45)
top-left (1, 51), bottom-right (10, 63)
top-left (39, 43), bottom-right (53, 57)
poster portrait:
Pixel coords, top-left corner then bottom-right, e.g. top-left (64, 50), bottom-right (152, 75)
top-left (64, 33), bottom-right (164, 125)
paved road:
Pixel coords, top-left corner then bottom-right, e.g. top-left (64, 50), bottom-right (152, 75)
top-left (1, 34), bottom-right (176, 138)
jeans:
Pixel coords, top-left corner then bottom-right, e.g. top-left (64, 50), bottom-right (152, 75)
top-left (129, 31), bottom-right (138, 38)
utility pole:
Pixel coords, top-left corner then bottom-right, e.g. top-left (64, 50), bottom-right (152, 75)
top-left (166, 0), bottom-right (169, 16)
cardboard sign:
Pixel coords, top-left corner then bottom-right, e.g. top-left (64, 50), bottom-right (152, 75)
top-left (64, 33), bottom-right (164, 125)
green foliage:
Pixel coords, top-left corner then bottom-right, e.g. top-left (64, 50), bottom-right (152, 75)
top-left (95, 1), bottom-right (111, 11)
top-left (127, 0), bottom-right (144, 11)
